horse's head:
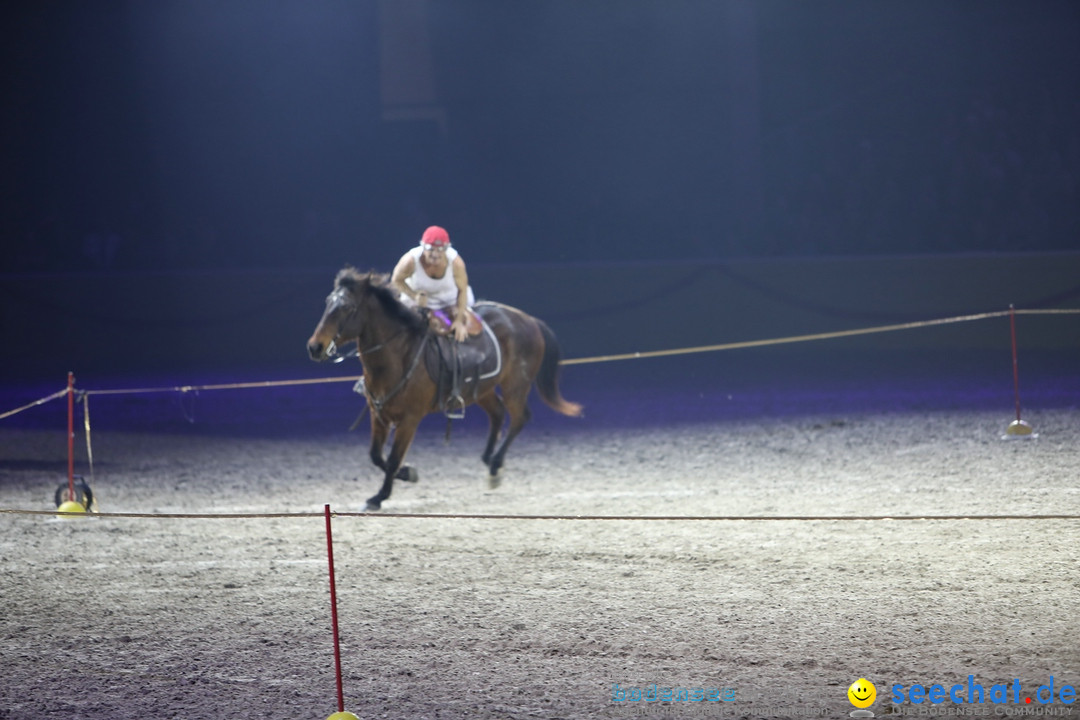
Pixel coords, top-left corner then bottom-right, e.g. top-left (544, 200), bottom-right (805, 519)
top-left (307, 267), bottom-right (427, 362)
top-left (306, 267), bottom-right (369, 362)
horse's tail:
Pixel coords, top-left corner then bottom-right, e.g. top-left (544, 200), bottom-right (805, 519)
top-left (535, 319), bottom-right (584, 418)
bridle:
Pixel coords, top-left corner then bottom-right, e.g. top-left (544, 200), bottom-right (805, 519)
top-left (323, 285), bottom-right (423, 361)
top-left (327, 330), bottom-right (407, 363)
top-left (323, 286), bottom-right (380, 361)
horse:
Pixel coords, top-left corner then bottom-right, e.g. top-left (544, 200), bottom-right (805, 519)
top-left (306, 267), bottom-right (583, 511)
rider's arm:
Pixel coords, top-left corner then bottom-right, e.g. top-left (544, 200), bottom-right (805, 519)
top-left (450, 256), bottom-right (470, 341)
top-left (391, 252), bottom-right (421, 304)
top-left (451, 256), bottom-right (469, 316)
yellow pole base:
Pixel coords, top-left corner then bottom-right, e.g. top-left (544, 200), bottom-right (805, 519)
top-left (56, 500), bottom-right (87, 516)
top-left (1005, 419), bottom-right (1033, 436)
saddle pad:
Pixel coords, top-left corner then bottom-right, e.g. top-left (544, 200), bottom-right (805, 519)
top-left (422, 314), bottom-right (501, 405)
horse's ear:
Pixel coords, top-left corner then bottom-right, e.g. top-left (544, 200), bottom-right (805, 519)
top-left (336, 266), bottom-right (363, 292)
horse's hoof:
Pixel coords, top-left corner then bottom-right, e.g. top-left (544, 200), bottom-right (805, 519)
top-left (364, 499), bottom-right (382, 512)
top-left (395, 465), bottom-right (419, 483)
top-left (487, 472), bottom-right (502, 490)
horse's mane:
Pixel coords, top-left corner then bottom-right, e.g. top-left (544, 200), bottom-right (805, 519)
top-left (335, 266), bottom-right (427, 333)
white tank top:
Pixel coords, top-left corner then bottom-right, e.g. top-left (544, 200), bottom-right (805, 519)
top-left (401, 246), bottom-right (475, 309)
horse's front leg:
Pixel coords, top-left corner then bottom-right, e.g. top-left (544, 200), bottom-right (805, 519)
top-left (368, 415), bottom-right (419, 484)
top-left (368, 415), bottom-right (390, 472)
top-left (365, 415), bottom-right (422, 512)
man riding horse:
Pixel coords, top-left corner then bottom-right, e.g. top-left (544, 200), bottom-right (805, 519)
top-left (306, 259), bottom-right (582, 510)
top-left (389, 225), bottom-right (477, 415)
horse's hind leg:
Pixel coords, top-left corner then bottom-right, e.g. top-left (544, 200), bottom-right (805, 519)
top-left (486, 382), bottom-right (532, 483)
top-left (477, 391), bottom-right (506, 469)
top-left (365, 416), bottom-right (421, 512)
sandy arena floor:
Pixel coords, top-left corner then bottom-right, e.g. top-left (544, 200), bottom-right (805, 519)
top-left (1, 353), bottom-right (1078, 720)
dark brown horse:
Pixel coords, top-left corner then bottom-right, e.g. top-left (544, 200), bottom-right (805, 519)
top-left (306, 267), bottom-right (582, 511)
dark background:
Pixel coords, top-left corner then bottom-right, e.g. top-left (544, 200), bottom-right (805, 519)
top-left (4, 0), bottom-right (1079, 274)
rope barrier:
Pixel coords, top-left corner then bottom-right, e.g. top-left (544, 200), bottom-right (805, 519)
top-left (561, 309), bottom-right (1009, 365)
top-left (0, 388), bottom-right (69, 420)
top-left (81, 393), bottom-right (96, 488)
top-left (83, 375), bottom-right (360, 397)
top-left (3, 508), bottom-right (1079, 522)
top-left (562, 308), bottom-right (1079, 365)
top-left (1, 307), bottom-right (1078, 414)
top-left (1015, 308), bottom-right (1080, 315)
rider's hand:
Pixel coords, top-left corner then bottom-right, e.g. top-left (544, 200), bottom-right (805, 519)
top-left (415, 291), bottom-right (428, 308)
top-left (451, 319), bottom-right (467, 342)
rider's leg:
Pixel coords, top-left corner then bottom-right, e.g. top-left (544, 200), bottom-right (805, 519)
top-left (447, 342), bottom-right (465, 418)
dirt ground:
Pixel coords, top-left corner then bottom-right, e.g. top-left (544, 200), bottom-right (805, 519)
top-left (2, 358), bottom-right (1079, 720)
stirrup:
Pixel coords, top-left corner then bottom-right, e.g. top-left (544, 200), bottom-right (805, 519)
top-left (445, 394), bottom-right (465, 420)
top-left (352, 376), bottom-right (366, 395)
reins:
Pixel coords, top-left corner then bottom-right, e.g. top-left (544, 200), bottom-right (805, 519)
top-left (355, 328), bottom-right (407, 357)
top-left (357, 331), bottom-right (429, 423)
top-left (347, 330), bottom-right (427, 431)
top-left (327, 328), bottom-right (406, 363)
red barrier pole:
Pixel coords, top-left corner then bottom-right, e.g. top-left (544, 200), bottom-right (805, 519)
top-left (324, 504), bottom-right (346, 714)
top-left (1009, 305), bottom-right (1022, 424)
top-left (1005, 305), bottom-right (1033, 436)
top-left (67, 372), bottom-right (75, 502)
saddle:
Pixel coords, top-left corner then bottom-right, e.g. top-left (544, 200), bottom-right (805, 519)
top-left (424, 307), bottom-right (483, 337)
top-left (422, 310), bottom-right (500, 418)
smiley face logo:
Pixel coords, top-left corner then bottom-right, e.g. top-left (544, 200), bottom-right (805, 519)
top-left (848, 678), bottom-right (876, 708)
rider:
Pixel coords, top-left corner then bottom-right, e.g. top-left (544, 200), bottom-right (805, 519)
top-left (391, 225), bottom-right (475, 341)
top-left (390, 225), bottom-right (475, 413)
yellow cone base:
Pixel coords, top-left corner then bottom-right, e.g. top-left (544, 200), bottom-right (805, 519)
top-left (1005, 419), bottom-right (1034, 437)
